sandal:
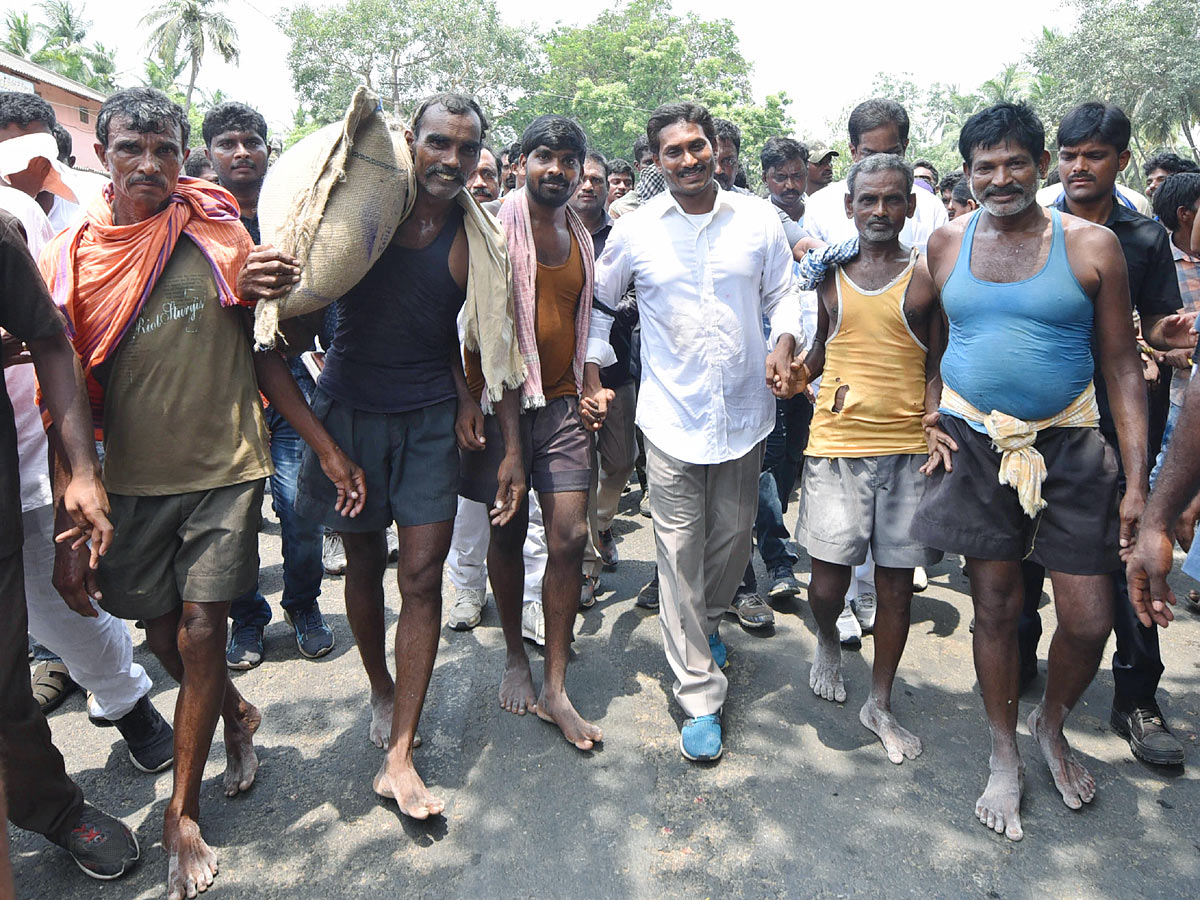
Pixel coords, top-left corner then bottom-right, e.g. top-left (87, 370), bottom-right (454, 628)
top-left (32, 660), bottom-right (76, 713)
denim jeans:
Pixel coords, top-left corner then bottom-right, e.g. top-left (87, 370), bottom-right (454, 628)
top-left (231, 365), bottom-right (323, 627)
top-left (741, 396), bottom-right (811, 590)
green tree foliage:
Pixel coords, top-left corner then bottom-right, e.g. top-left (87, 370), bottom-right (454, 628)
top-left (281, 0), bottom-right (536, 128)
top-left (3, 12), bottom-right (36, 57)
top-left (1028, 0), bottom-right (1200, 175)
top-left (142, 0), bottom-right (239, 116)
top-left (2, 2), bottom-right (119, 93)
top-left (509, 0), bottom-right (790, 167)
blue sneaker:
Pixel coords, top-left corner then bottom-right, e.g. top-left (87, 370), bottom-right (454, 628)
top-left (708, 631), bottom-right (728, 669)
top-left (285, 604), bottom-right (335, 659)
top-left (680, 714), bottom-right (723, 761)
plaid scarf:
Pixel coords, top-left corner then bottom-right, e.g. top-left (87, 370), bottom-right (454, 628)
top-left (798, 237), bottom-right (859, 290)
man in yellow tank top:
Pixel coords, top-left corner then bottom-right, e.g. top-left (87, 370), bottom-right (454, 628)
top-left (793, 154), bottom-right (945, 764)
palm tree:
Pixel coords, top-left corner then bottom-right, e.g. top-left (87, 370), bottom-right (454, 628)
top-left (2, 11), bottom-right (36, 57)
top-left (978, 64), bottom-right (1031, 106)
top-left (141, 0), bottom-right (238, 116)
top-left (37, 0), bottom-right (89, 49)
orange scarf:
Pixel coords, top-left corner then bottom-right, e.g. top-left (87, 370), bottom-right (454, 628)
top-left (39, 176), bottom-right (253, 437)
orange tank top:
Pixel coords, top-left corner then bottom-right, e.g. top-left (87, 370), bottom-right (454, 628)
top-left (806, 252), bottom-right (928, 458)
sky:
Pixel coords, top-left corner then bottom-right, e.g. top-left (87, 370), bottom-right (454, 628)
top-left (8, 0), bottom-right (1078, 141)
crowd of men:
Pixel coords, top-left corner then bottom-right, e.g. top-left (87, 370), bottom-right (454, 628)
top-left (1, 80), bottom-right (1198, 899)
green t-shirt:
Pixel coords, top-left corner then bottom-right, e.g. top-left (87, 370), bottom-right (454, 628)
top-left (100, 237), bottom-right (272, 495)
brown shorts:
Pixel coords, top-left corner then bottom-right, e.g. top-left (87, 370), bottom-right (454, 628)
top-left (459, 395), bottom-right (592, 503)
top-left (911, 416), bottom-right (1119, 575)
top-left (96, 479), bottom-right (264, 621)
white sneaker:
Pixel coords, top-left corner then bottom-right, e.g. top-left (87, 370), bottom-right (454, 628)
top-left (521, 600), bottom-right (545, 646)
top-left (913, 566), bottom-right (928, 592)
top-left (447, 587), bottom-right (486, 631)
top-left (386, 526), bottom-right (400, 562)
top-left (851, 592), bottom-right (877, 634)
top-left (322, 532), bottom-right (346, 575)
top-left (836, 601), bottom-right (862, 648)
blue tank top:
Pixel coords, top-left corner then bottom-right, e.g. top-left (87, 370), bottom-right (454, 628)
top-left (939, 208), bottom-right (1094, 428)
top-left (320, 207), bottom-right (466, 413)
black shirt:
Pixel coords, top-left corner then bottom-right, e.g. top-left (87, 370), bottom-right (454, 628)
top-left (588, 214), bottom-right (636, 390)
top-left (1054, 194), bottom-right (1182, 442)
top-left (0, 211), bottom-right (68, 556)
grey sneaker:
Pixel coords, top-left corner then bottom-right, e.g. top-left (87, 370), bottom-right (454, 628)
top-left (851, 592), bottom-right (877, 634)
top-left (836, 601), bottom-right (862, 648)
top-left (638, 489), bottom-right (652, 518)
top-left (52, 804), bottom-right (139, 880)
top-left (322, 532), bottom-right (346, 575)
top-left (729, 589), bottom-right (775, 628)
top-left (448, 587), bottom-right (486, 630)
top-left (521, 600), bottom-right (545, 646)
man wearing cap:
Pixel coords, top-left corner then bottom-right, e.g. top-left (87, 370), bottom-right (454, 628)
top-left (807, 141), bottom-right (839, 194)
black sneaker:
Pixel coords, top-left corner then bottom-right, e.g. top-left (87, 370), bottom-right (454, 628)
top-left (52, 804), bottom-right (140, 880)
top-left (598, 528), bottom-right (619, 569)
top-left (108, 695), bottom-right (174, 773)
top-left (285, 604), bottom-right (335, 659)
top-left (226, 623), bottom-right (265, 670)
top-left (635, 571), bottom-right (659, 609)
top-left (1111, 700), bottom-right (1186, 766)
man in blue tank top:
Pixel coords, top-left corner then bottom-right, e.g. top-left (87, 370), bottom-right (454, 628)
top-left (913, 103), bottom-right (1149, 842)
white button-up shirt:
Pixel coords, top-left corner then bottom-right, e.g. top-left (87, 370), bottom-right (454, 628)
top-left (587, 186), bottom-right (803, 466)
top-left (804, 176), bottom-right (948, 252)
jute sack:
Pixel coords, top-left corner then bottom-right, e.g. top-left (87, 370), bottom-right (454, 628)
top-left (254, 85), bottom-right (414, 348)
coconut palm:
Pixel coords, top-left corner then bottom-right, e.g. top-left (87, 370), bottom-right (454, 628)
top-left (2, 11), bottom-right (36, 57)
top-left (141, 0), bottom-right (238, 116)
top-left (37, 0), bottom-right (89, 50)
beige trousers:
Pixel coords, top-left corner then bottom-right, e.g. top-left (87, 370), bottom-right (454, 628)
top-left (646, 438), bottom-right (763, 718)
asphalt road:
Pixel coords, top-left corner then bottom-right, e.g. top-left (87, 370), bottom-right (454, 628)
top-left (11, 487), bottom-right (1200, 899)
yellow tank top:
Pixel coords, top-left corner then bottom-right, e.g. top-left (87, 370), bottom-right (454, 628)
top-left (806, 252), bottom-right (929, 458)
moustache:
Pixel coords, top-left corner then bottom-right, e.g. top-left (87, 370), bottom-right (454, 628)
top-left (983, 186), bottom-right (1024, 198)
top-left (427, 165), bottom-right (464, 184)
top-left (540, 177), bottom-right (569, 189)
top-left (129, 176), bottom-right (166, 187)
top-left (678, 165), bottom-right (705, 178)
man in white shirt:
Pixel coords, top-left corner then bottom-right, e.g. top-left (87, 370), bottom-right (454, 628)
top-left (804, 99), bottom-right (949, 253)
top-left (585, 102), bottom-right (804, 762)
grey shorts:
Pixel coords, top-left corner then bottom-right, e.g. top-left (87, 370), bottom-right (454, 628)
top-left (798, 454), bottom-right (941, 568)
top-left (295, 388), bottom-right (459, 531)
top-left (97, 479), bottom-right (264, 621)
top-left (459, 395), bottom-right (592, 503)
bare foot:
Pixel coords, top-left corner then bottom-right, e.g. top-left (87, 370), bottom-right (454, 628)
top-left (499, 651), bottom-right (536, 715)
top-left (165, 814), bottom-right (218, 899)
top-left (369, 688), bottom-right (394, 748)
top-left (859, 696), bottom-right (922, 764)
top-left (373, 753), bottom-right (445, 820)
top-left (223, 700), bottom-right (260, 797)
top-left (809, 635), bottom-right (846, 703)
top-left (536, 688), bottom-right (603, 750)
top-left (1028, 706), bottom-right (1096, 810)
top-left (976, 759), bottom-right (1025, 841)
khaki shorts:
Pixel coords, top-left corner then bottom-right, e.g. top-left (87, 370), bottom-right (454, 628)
top-left (798, 454), bottom-right (941, 568)
top-left (459, 395), bottom-right (592, 503)
top-left (96, 479), bottom-right (264, 621)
